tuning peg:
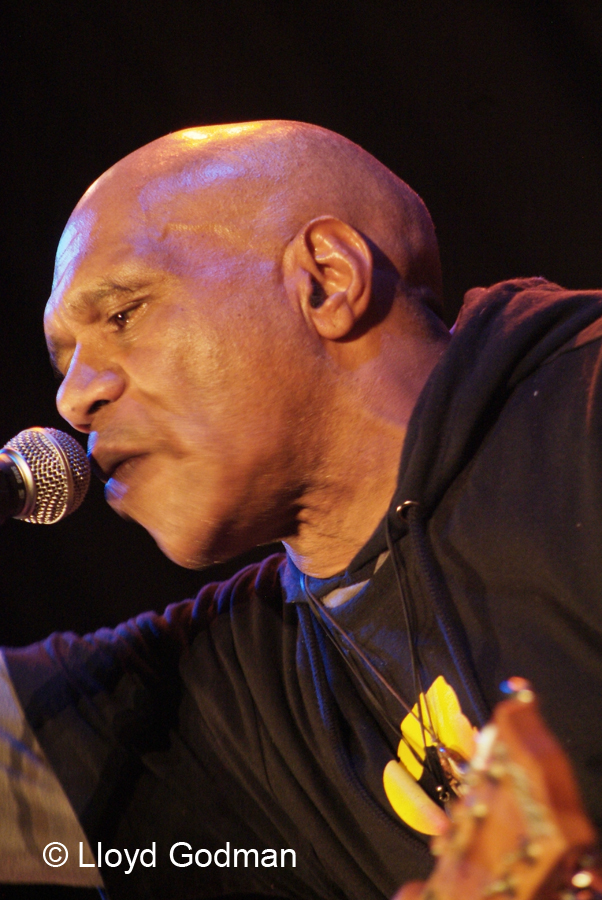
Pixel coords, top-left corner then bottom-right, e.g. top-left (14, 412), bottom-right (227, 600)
top-left (499, 677), bottom-right (535, 704)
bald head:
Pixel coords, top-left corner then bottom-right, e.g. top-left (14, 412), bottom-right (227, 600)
top-left (57, 120), bottom-right (442, 316)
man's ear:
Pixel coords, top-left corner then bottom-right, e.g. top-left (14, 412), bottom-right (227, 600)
top-left (282, 216), bottom-right (373, 340)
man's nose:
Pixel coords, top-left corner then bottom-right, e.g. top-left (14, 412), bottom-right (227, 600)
top-left (56, 351), bottom-right (126, 433)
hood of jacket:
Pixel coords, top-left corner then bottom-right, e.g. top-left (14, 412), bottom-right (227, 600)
top-left (352, 276), bottom-right (602, 570)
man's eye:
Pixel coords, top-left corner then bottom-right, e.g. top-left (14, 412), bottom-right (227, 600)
top-left (112, 310), bottom-right (131, 327)
top-left (109, 304), bottom-right (142, 330)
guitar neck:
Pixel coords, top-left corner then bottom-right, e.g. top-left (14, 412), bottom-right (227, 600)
top-left (396, 691), bottom-right (601, 900)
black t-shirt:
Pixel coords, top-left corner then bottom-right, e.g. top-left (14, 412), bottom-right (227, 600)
top-left (6, 279), bottom-right (602, 899)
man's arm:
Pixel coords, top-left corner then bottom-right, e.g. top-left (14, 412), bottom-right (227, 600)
top-left (0, 650), bottom-right (102, 886)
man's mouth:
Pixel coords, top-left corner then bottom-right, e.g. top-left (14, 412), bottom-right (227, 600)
top-left (88, 446), bottom-right (147, 485)
top-left (88, 452), bottom-right (110, 484)
top-left (97, 454), bottom-right (148, 518)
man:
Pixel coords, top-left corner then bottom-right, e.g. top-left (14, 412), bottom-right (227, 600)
top-left (2, 120), bottom-right (602, 899)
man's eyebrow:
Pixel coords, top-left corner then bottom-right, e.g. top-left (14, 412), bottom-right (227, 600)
top-left (65, 277), bottom-right (153, 314)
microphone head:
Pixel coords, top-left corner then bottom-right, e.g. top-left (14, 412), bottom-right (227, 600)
top-left (5, 427), bottom-right (91, 524)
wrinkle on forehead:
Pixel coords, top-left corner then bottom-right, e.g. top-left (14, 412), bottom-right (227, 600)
top-left (134, 168), bottom-right (284, 264)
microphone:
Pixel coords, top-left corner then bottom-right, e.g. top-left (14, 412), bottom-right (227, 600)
top-left (0, 428), bottom-right (90, 525)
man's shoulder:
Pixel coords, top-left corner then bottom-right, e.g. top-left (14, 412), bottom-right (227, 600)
top-left (3, 552), bottom-right (289, 715)
top-left (163, 550), bottom-right (289, 638)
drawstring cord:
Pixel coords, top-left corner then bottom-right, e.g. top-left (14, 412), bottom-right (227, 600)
top-left (397, 501), bottom-right (490, 727)
top-left (384, 514), bottom-right (431, 761)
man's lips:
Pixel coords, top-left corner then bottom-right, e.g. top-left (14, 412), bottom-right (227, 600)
top-left (88, 449), bottom-right (147, 484)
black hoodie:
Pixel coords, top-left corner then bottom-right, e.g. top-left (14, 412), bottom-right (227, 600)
top-left (5, 278), bottom-right (602, 900)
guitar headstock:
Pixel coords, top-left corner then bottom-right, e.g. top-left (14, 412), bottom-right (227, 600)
top-left (396, 686), bottom-right (600, 900)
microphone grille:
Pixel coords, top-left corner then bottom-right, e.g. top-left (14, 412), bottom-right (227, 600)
top-left (6, 427), bottom-right (91, 524)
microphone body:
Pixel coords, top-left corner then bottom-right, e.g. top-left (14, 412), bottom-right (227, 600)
top-left (0, 451), bottom-right (31, 521)
top-left (0, 428), bottom-right (90, 525)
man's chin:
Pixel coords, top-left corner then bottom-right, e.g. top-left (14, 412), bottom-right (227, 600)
top-left (115, 491), bottom-right (276, 570)
top-left (150, 526), bottom-right (235, 570)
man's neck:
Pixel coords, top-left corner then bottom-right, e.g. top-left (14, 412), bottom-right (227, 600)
top-left (282, 410), bottom-right (406, 577)
top-left (282, 326), bottom-right (449, 578)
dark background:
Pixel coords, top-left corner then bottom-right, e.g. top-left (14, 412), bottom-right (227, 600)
top-left (1, 0), bottom-right (601, 896)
